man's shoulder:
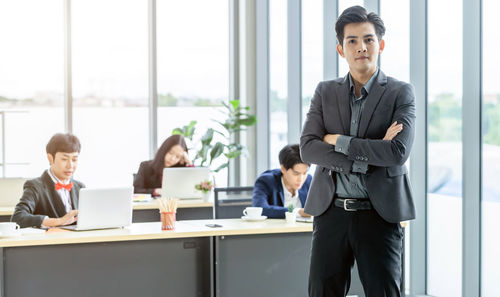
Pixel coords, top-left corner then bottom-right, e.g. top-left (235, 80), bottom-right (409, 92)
top-left (255, 169), bottom-right (281, 186)
top-left (257, 168), bottom-right (281, 179)
top-left (317, 77), bottom-right (346, 89)
top-left (385, 75), bottom-right (413, 91)
top-left (72, 179), bottom-right (85, 189)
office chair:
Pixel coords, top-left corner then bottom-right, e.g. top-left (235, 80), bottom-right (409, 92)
top-left (213, 186), bottom-right (254, 219)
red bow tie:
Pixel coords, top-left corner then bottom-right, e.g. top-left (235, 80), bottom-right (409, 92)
top-left (55, 182), bottom-right (73, 191)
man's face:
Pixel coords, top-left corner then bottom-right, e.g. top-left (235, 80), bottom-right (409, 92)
top-left (47, 152), bottom-right (79, 181)
top-left (337, 22), bottom-right (384, 75)
top-left (281, 163), bottom-right (309, 192)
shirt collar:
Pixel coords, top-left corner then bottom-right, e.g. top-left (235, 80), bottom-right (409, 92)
top-left (47, 168), bottom-right (70, 185)
top-left (281, 177), bottom-right (298, 198)
top-left (348, 68), bottom-right (379, 98)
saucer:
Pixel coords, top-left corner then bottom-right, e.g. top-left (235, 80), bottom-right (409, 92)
top-left (241, 215), bottom-right (267, 222)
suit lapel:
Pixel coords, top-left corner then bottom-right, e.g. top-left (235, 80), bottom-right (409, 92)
top-left (42, 171), bottom-right (67, 216)
top-left (358, 71), bottom-right (388, 137)
top-left (274, 171), bottom-right (285, 206)
top-left (70, 181), bottom-right (79, 210)
top-left (336, 76), bottom-right (351, 135)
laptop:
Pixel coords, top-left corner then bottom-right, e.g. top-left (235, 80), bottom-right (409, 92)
top-left (61, 188), bottom-right (133, 231)
top-left (162, 167), bottom-right (211, 199)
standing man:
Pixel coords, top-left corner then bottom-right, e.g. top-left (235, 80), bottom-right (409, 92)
top-left (300, 6), bottom-right (415, 297)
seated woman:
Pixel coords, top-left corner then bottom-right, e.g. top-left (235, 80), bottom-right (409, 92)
top-left (134, 134), bottom-right (192, 196)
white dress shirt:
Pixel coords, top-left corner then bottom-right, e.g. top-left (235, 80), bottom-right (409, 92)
top-left (281, 178), bottom-right (302, 211)
top-left (47, 169), bottom-right (73, 213)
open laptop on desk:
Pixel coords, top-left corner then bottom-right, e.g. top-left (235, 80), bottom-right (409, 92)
top-left (61, 188), bottom-right (133, 231)
top-left (162, 167), bottom-right (211, 199)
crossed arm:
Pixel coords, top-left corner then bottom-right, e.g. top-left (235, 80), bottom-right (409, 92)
top-left (300, 82), bottom-right (415, 173)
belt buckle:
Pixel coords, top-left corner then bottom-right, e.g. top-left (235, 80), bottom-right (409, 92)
top-left (343, 199), bottom-right (357, 211)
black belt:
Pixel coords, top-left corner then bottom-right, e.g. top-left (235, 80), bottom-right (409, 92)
top-left (334, 198), bottom-right (372, 211)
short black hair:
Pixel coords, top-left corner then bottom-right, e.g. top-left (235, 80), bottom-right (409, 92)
top-left (46, 133), bottom-right (81, 157)
top-left (335, 5), bottom-right (385, 45)
top-left (279, 144), bottom-right (310, 170)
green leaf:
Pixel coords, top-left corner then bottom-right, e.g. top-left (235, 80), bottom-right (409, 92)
top-left (224, 150), bottom-right (242, 159)
top-left (201, 128), bottom-right (214, 144)
top-left (236, 116), bottom-right (257, 126)
top-left (172, 128), bottom-right (183, 135)
top-left (214, 162), bottom-right (229, 172)
top-left (209, 142), bottom-right (225, 164)
top-left (229, 100), bottom-right (240, 110)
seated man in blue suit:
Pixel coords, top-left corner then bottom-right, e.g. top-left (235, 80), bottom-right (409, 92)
top-left (252, 144), bottom-right (312, 218)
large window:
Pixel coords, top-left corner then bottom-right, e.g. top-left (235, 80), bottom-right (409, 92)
top-left (380, 0), bottom-right (410, 294)
top-left (269, 0), bottom-right (288, 169)
top-left (482, 1), bottom-right (500, 296)
top-left (0, 0), bottom-right (64, 178)
top-left (157, 0), bottom-right (229, 185)
top-left (72, 0), bottom-right (149, 187)
top-left (427, 0), bottom-right (463, 296)
top-left (301, 0), bottom-right (323, 123)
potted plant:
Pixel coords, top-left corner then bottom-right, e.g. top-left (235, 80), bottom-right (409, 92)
top-left (195, 180), bottom-right (214, 201)
top-left (285, 204), bottom-right (296, 224)
top-left (173, 100), bottom-right (257, 172)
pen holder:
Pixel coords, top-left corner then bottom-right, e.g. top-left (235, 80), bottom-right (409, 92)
top-left (160, 212), bottom-right (176, 230)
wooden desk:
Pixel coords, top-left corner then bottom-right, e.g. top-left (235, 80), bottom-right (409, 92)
top-left (0, 218), bottom-right (380, 297)
top-left (0, 219), bottom-right (313, 297)
top-left (0, 199), bottom-right (214, 223)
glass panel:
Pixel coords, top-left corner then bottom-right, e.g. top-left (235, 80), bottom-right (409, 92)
top-left (72, 0), bottom-right (149, 187)
top-left (380, 0), bottom-right (410, 294)
top-left (157, 0), bottom-right (229, 186)
top-left (482, 0), bottom-right (500, 296)
top-left (337, 0), bottom-right (364, 77)
top-left (0, 0), bottom-right (64, 178)
top-left (269, 0), bottom-right (288, 169)
top-left (427, 0), bottom-right (463, 296)
top-left (301, 0), bottom-right (323, 124)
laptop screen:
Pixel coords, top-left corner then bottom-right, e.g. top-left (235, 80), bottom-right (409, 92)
top-left (162, 167), bottom-right (211, 199)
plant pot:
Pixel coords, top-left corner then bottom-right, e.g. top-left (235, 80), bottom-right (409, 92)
top-left (285, 212), bottom-right (296, 224)
top-left (202, 191), bottom-right (211, 202)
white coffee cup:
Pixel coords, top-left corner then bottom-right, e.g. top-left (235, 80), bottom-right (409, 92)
top-left (243, 207), bottom-right (263, 218)
top-left (0, 222), bottom-right (20, 236)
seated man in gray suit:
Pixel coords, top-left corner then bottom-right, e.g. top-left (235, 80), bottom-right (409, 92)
top-left (301, 6), bottom-right (415, 297)
top-left (12, 133), bottom-right (85, 228)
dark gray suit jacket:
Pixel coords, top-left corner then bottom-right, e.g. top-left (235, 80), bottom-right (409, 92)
top-left (300, 70), bottom-right (415, 223)
top-left (11, 170), bottom-right (85, 228)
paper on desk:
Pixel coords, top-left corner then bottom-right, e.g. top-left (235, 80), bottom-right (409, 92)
top-left (20, 228), bottom-right (46, 235)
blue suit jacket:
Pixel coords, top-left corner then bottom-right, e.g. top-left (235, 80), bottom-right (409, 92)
top-left (252, 168), bottom-right (312, 218)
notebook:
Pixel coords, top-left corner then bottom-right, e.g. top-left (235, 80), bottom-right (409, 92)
top-left (61, 188), bottom-right (133, 231)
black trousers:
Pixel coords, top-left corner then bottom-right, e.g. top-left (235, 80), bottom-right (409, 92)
top-left (308, 200), bottom-right (404, 297)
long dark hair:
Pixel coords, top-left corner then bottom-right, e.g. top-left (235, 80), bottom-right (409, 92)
top-left (151, 135), bottom-right (188, 176)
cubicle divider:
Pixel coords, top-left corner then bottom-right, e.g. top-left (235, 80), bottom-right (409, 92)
top-left (213, 187), bottom-right (253, 219)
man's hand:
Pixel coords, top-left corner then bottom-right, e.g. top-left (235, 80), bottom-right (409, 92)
top-left (42, 210), bottom-right (78, 227)
top-left (383, 121), bottom-right (403, 141)
top-left (298, 208), bottom-right (311, 217)
top-left (59, 210), bottom-right (78, 225)
top-left (323, 134), bottom-right (340, 146)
